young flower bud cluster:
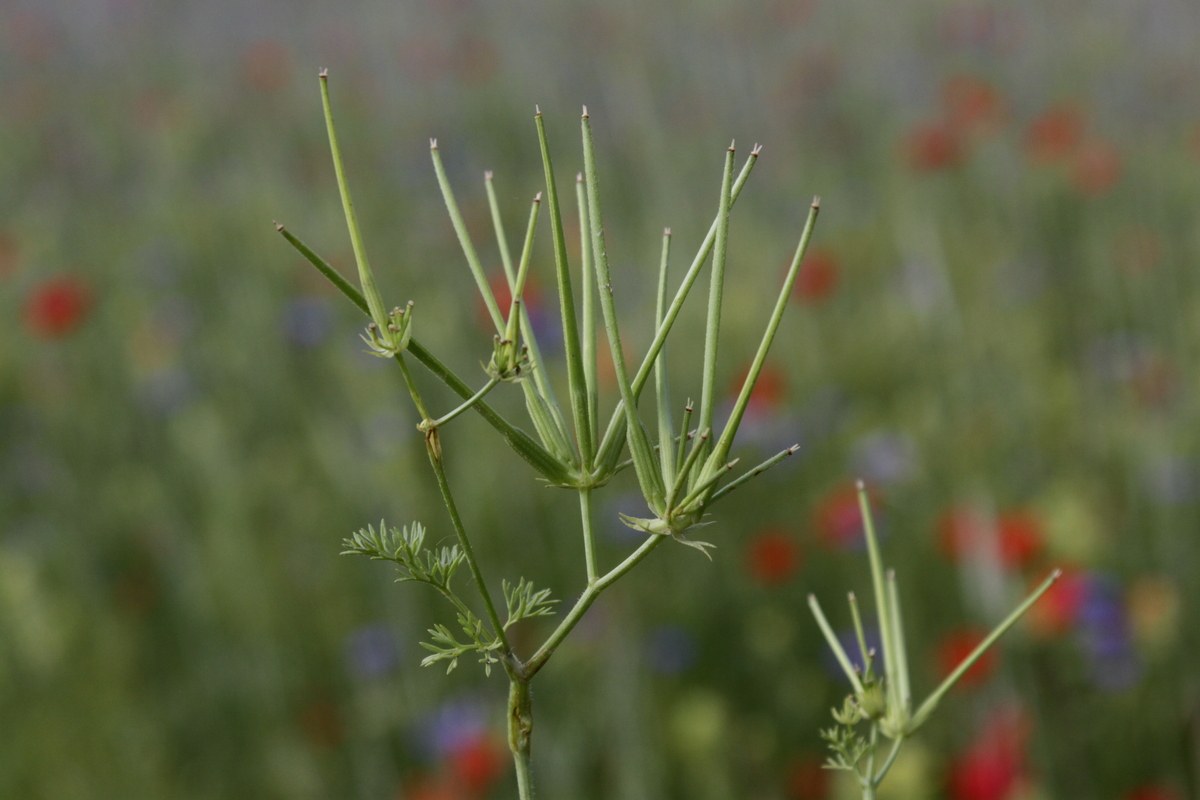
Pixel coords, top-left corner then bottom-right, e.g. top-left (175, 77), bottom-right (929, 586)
top-left (362, 301), bottom-right (414, 358)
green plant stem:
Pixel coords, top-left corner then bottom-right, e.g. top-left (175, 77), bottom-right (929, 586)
top-left (576, 174), bottom-right (599, 451)
top-left (873, 735), bottom-right (904, 787)
top-left (525, 534), bottom-right (665, 676)
top-left (581, 109), bottom-right (666, 510)
top-left (908, 568), bottom-right (1062, 732)
top-left (396, 354), bottom-right (512, 658)
top-left (536, 110), bottom-right (593, 470)
top-left (428, 378), bottom-right (499, 429)
top-left (592, 148), bottom-right (760, 471)
top-left (275, 223), bottom-right (578, 484)
top-left (580, 487), bottom-right (597, 585)
top-left (508, 678), bottom-right (534, 800)
top-left (696, 144), bottom-right (736, 457)
top-left (863, 723), bottom-right (879, 792)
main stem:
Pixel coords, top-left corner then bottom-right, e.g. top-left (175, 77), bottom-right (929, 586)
top-left (508, 677), bottom-right (534, 800)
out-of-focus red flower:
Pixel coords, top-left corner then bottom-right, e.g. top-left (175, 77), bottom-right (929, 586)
top-left (943, 75), bottom-right (1006, 137)
top-left (947, 707), bottom-right (1030, 800)
top-left (1123, 785), bottom-right (1183, 800)
top-left (814, 483), bottom-right (877, 550)
top-left (936, 507), bottom-right (1043, 569)
top-left (241, 40), bottom-right (293, 93)
top-left (6, 10), bottom-right (61, 65)
top-left (746, 528), bottom-right (801, 586)
top-left (452, 34), bottom-right (501, 87)
top-left (793, 248), bottom-right (839, 304)
top-left (448, 734), bottom-right (506, 796)
top-left (786, 754), bottom-right (829, 799)
top-left (936, 628), bottom-right (998, 689)
top-left (24, 277), bottom-right (91, 338)
top-left (1071, 140), bottom-right (1122, 197)
top-left (904, 121), bottom-right (963, 171)
top-left (729, 361), bottom-right (787, 417)
top-left (298, 697), bottom-right (343, 750)
top-left (406, 776), bottom-right (462, 800)
top-left (1027, 569), bottom-right (1088, 638)
top-left (478, 271), bottom-right (544, 330)
top-left (1024, 105), bottom-right (1084, 164)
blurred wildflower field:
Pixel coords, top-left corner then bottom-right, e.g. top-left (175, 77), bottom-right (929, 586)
top-left (2, 1), bottom-right (1199, 798)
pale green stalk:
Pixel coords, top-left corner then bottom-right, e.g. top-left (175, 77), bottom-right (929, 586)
top-left (858, 482), bottom-right (900, 723)
top-left (580, 487), bottom-right (597, 584)
top-left (707, 444), bottom-right (799, 504)
top-left (695, 144), bottom-right (736, 465)
top-left (536, 109), bottom-right (594, 470)
top-left (593, 148), bottom-right (761, 470)
top-left (576, 174), bottom-right (599, 453)
top-left (430, 141), bottom-right (506, 332)
top-left (655, 229), bottom-right (675, 487)
top-left (319, 71), bottom-right (388, 329)
top-left (807, 593), bottom-right (867, 697)
top-left (908, 568), bottom-right (1062, 732)
top-left (581, 108), bottom-right (665, 511)
top-left (704, 199), bottom-right (820, 475)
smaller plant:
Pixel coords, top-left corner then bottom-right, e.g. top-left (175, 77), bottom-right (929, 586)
top-left (808, 482), bottom-right (1060, 800)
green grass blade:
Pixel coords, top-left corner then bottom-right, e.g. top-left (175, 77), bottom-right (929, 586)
top-left (536, 109), bottom-right (594, 470)
top-left (430, 140), bottom-right (505, 333)
top-left (582, 107), bottom-right (665, 510)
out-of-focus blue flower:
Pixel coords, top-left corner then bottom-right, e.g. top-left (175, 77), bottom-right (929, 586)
top-left (344, 624), bottom-right (400, 679)
top-left (282, 296), bottom-right (333, 348)
top-left (646, 625), bottom-right (696, 675)
top-left (416, 697), bottom-right (488, 763)
top-left (1077, 574), bottom-right (1141, 691)
top-left (1141, 456), bottom-right (1197, 506)
top-left (852, 431), bottom-right (918, 486)
top-left (821, 626), bottom-right (884, 682)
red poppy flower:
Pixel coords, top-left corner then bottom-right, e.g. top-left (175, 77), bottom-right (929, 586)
top-left (448, 734), bottom-right (506, 796)
top-left (1071, 140), bottom-right (1122, 197)
top-left (1027, 569), bottom-right (1087, 638)
top-left (477, 271), bottom-right (544, 330)
top-left (792, 248), bottom-right (839, 304)
top-left (730, 361), bottom-right (787, 417)
top-left (947, 708), bottom-right (1030, 800)
top-left (746, 528), bottom-right (801, 586)
top-left (936, 507), bottom-right (1043, 569)
top-left (1123, 785), bottom-right (1183, 800)
top-left (1024, 105), bottom-right (1084, 164)
top-left (936, 628), bottom-right (998, 689)
top-left (904, 121), bottom-right (963, 172)
top-left (943, 75), bottom-right (1006, 137)
top-left (814, 483), bottom-right (877, 550)
top-left (24, 277), bottom-right (91, 338)
top-left (786, 754), bottom-right (829, 799)
top-left (241, 40), bottom-right (293, 93)
top-left (298, 697), bottom-right (343, 750)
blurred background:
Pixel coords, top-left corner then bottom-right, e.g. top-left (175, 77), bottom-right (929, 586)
top-left (2, 0), bottom-right (1198, 798)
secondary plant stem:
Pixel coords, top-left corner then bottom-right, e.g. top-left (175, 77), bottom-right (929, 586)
top-left (508, 678), bottom-right (534, 800)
